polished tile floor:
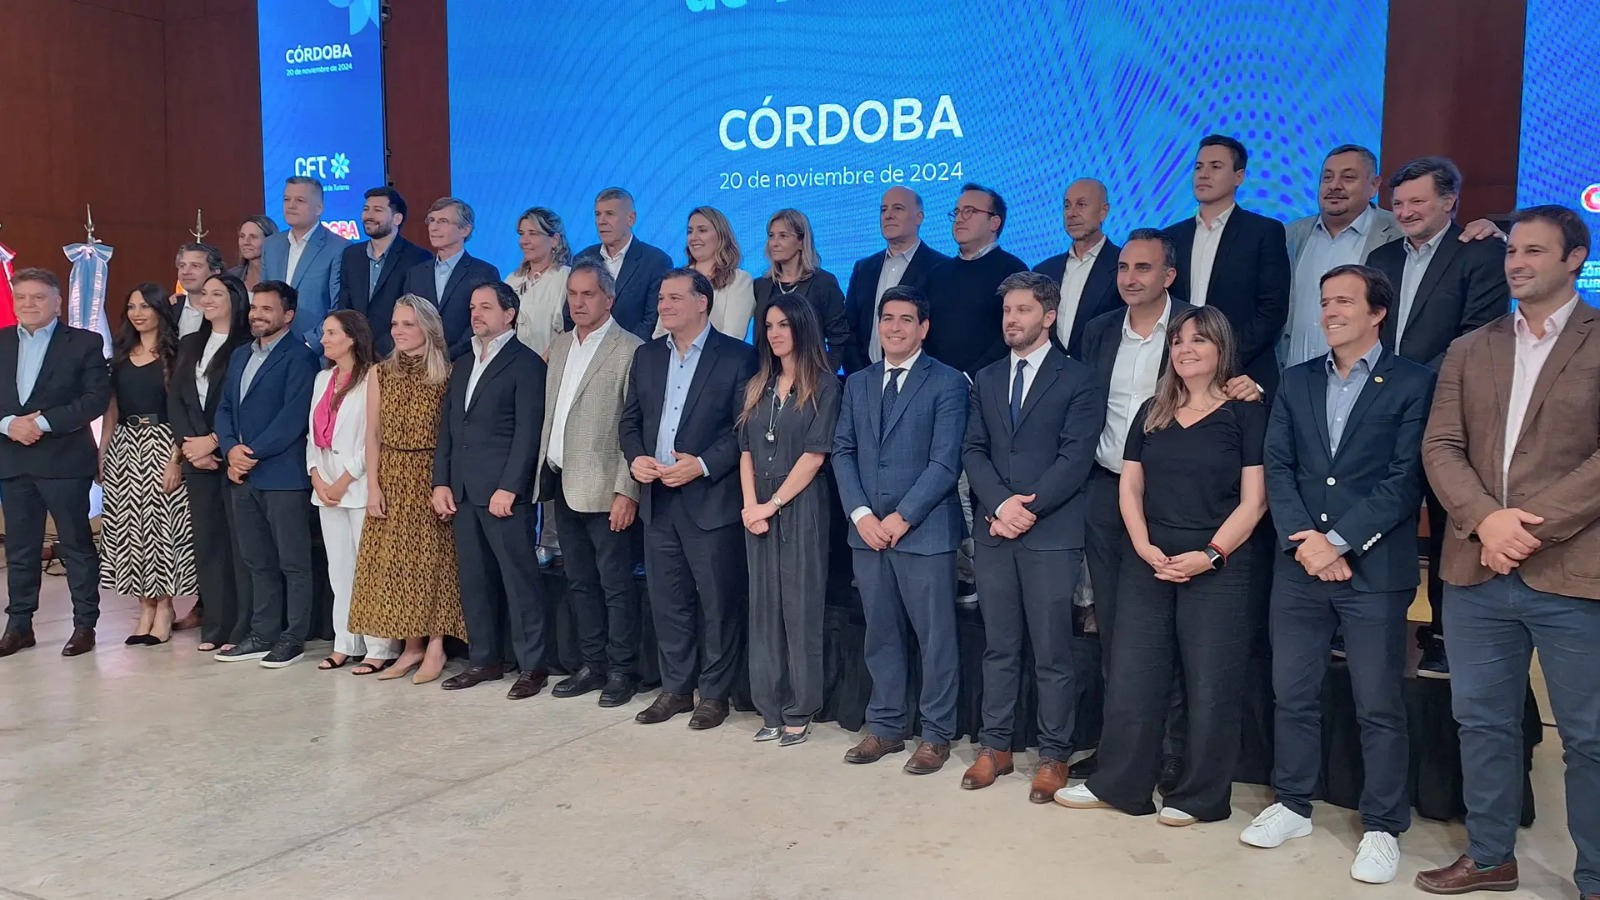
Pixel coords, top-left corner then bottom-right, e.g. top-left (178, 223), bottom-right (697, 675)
top-left (0, 580), bottom-right (1579, 900)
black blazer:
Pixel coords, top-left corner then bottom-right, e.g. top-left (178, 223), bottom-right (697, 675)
top-left (1078, 298), bottom-right (1195, 399)
top-left (1034, 239), bottom-right (1122, 358)
top-left (0, 324), bottom-right (110, 480)
top-left (753, 269), bottom-right (853, 373)
top-left (842, 243), bottom-right (949, 373)
top-left (1264, 347), bottom-right (1436, 593)
top-left (1365, 222), bottom-right (1510, 370)
top-left (1165, 207), bottom-right (1291, 396)
top-left (168, 331), bottom-right (242, 475)
top-left (962, 346), bottom-right (1105, 550)
top-left (401, 251), bottom-right (503, 361)
top-left (337, 236), bottom-right (433, 356)
top-left (619, 327), bottom-right (758, 530)
top-left (573, 239), bottom-right (673, 339)
top-left (432, 336), bottom-right (547, 506)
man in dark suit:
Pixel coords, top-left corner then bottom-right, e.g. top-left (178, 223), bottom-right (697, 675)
top-left (401, 197), bottom-right (502, 360)
top-left (834, 284), bottom-right (968, 773)
top-left (336, 186), bottom-right (433, 355)
top-left (260, 176), bottom-right (350, 348)
top-left (211, 280), bottom-right (322, 668)
top-left (573, 186), bottom-right (673, 339)
top-left (0, 268), bottom-right (110, 658)
top-left (620, 267), bottom-right (758, 730)
top-left (842, 186), bottom-right (949, 373)
top-left (1164, 134), bottom-right (1292, 399)
top-left (432, 281), bottom-right (550, 698)
top-left (1365, 156), bottom-right (1511, 677)
top-left (1035, 178), bottom-right (1122, 358)
top-left (1252, 264), bottom-right (1434, 883)
top-left (960, 271), bottom-right (1105, 803)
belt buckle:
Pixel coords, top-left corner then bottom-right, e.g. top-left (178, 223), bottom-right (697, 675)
top-left (129, 414), bottom-right (153, 426)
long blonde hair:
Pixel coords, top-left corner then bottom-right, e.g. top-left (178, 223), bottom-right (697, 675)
top-left (685, 206), bottom-right (743, 290)
top-left (381, 294), bottom-right (451, 384)
top-left (764, 208), bottom-right (818, 282)
top-left (1143, 305), bottom-right (1238, 433)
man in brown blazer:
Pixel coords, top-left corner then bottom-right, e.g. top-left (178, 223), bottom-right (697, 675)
top-left (1417, 205), bottom-right (1600, 898)
top-left (535, 259), bottom-right (645, 707)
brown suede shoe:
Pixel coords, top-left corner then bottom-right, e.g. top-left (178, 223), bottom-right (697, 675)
top-left (61, 628), bottom-right (96, 657)
top-left (1414, 855), bottom-right (1518, 894)
top-left (904, 741), bottom-right (951, 775)
top-left (1030, 758), bottom-right (1071, 804)
top-left (960, 747), bottom-right (1013, 790)
top-left (843, 734), bottom-right (905, 764)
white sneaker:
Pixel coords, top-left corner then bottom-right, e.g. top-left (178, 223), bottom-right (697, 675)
top-left (1239, 803), bottom-right (1314, 848)
top-left (1055, 783), bottom-right (1111, 809)
top-left (1157, 806), bottom-right (1196, 827)
top-left (1350, 831), bottom-right (1400, 884)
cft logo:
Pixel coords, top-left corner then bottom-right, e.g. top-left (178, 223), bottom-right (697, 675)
top-left (295, 153), bottom-right (351, 181)
top-left (1583, 184), bottom-right (1600, 214)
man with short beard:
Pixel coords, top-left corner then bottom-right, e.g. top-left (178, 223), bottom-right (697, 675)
top-left (337, 186), bottom-right (432, 355)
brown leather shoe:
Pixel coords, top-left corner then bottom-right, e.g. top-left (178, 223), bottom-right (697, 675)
top-left (904, 741), bottom-right (951, 775)
top-left (506, 669), bottom-right (548, 700)
top-left (687, 698), bottom-right (730, 730)
top-left (440, 664), bottom-right (504, 690)
top-left (173, 604), bottom-right (202, 632)
top-left (1030, 758), bottom-right (1072, 804)
top-left (1414, 855), bottom-right (1518, 894)
top-left (61, 628), bottom-right (96, 657)
top-left (843, 734), bottom-right (906, 764)
top-left (0, 629), bottom-right (37, 658)
top-left (960, 747), bottom-right (1014, 789)
top-left (634, 691), bottom-right (694, 724)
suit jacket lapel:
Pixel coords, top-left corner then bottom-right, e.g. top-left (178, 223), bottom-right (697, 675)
top-left (1307, 363), bottom-right (1333, 463)
top-left (0, 330), bottom-right (18, 408)
top-left (572, 327), bottom-right (623, 402)
top-left (245, 339), bottom-right (290, 400)
top-left (677, 331), bottom-right (721, 426)
top-left (1406, 225), bottom-right (1464, 333)
top-left (866, 360), bottom-right (885, 438)
top-left (441, 251), bottom-right (475, 309)
top-left (614, 244), bottom-right (641, 298)
top-left (1207, 212), bottom-right (1246, 298)
top-left (1485, 321), bottom-right (1516, 486)
top-left (1017, 351), bottom-right (1061, 428)
top-left (986, 359), bottom-right (1011, 435)
top-left (883, 354), bottom-right (929, 437)
top-left (292, 228), bottom-right (328, 288)
top-left (31, 325), bottom-right (73, 405)
top-left (373, 239), bottom-right (407, 297)
top-left (1333, 352), bottom-right (1393, 461)
top-left (1518, 308), bottom-right (1594, 446)
top-left (1081, 247), bottom-right (1118, 323)
top-left (466, 339), bottom-right (519, 414)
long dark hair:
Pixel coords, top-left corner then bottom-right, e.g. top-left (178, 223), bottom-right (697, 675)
top-left (1144, 305), bottom-right (1238, 433)
top-left (113, 283), bottom-right (180, 381)
top-left (235, 215), bottom-right (280, 270)
top-left (739, 294), bottom-right (830, 427)
top-left (322, 310), bottom-right (376, 412)
top-left (176, 273), bottom-right (252, 384)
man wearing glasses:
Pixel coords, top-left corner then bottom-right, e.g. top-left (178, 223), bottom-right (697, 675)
top-left (402, 197), bottom-right (503, 359)
top-left (923, 183), bottom-right (1030, 378)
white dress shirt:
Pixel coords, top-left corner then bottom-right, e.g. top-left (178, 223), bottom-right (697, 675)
top-left (1008, 341), bottom-right (1053, 406)
top-left (506, 264), bottom-right (570, 357)
top-left (600, 238), bottom-right (633, 279)
top-left (285, 227), bottom-right (315, 284)
top-left (870, 242), bottom-right (921, 363)
top-left (1284, 207), bottom-right (1375, 366)
top-left (1097, 296), bottom-right (1173, 472)
top-left (1188, 204), bottom-right (1235, 308)
top-left (848, 349), bottom-right (924, 525)
top-left (1055, 235), bottom-right (1106, 350)
top-left (176, 296), bottom-right (206, 337)
top-left (959, 240), bottom-right (999, 262)
top-left (1395, 224), bottom-right (1450, 349)
top-left (548, 316), bottom-right (615, 470)
top-left (194, 330), bottom-right (229, 407)
top-left (466, 330), bottom-right (516, 405)
top-left (1504, 295), bottom-right (1580, 501)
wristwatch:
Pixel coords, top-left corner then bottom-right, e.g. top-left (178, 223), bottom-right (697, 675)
top-left (1204, 546), bottom-right (1227, 570)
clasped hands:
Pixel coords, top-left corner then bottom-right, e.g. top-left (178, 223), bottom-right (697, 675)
top-left (6, 412), bottom-right (45, 445)
top-left (631, 451), bottom-right (704, 488)
top-left (854, 511), bottom-right (911, 550)
top-left (1476, 507), bottom-right (1544, 576)
top-left (1135, 543), bottom-right (1216, 583)
top-left (1288, 530), bottom-right (1352, 582)
top-left (987, 493), bottom-right (1037, 540)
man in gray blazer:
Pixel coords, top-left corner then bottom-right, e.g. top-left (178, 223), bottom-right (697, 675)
top-left (834, 284), bottom-right (969, 775)
top-left (261, 176), bottom-right (349, 349)
top-left (535, 260), bottom-right (645, 708)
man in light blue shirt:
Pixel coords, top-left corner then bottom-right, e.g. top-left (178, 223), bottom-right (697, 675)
top-left (653, 320), bottom-right (711, 476)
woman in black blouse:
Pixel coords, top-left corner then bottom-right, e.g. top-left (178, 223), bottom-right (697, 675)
top-left (752, 208), bottom-right (853, 372)
top-left (1059, 306), bottom-right (1267, 825)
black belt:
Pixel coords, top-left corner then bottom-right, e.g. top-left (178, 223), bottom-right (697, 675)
top-left (120, 413), bottom-right (166, 426)
top-left (1094, 465), bottom-right (1119, 479)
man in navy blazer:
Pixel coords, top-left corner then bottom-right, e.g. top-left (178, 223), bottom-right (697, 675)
top-left (260, 176), bottom-right (349, 348)
top-left (1253, 264), bottom-right (1434, 879)
top-left (841, 187), bottom-right (949, 373)
top-left (402, 197), bottom-right (502, 360)
top-left (336, 186), bottom-right (433, 356)
top-left (1034, 178), bottom-right (1122, 358)
top-left (961, 271), bottom-right (1105, 803)
top-left (833, 284), bottom-right (968, 773)
top-left (573, 187), bottom-right (673, 340)
top-left (212, 280), bottom-right (322, 668)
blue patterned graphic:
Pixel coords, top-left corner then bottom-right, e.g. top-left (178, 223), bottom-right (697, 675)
top-left (448, 0), bottom-right (1386, 276)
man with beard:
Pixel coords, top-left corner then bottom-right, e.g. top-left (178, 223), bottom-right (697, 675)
top-left (337, 187), bottom-right (432, 355)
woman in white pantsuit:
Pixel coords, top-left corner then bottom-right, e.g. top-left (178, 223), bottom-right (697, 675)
top-left (310, 311), bottom-right (398, 673)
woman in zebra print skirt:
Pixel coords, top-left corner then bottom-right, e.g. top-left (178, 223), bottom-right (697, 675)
top-left (98, 283), bottom-right (199, 644)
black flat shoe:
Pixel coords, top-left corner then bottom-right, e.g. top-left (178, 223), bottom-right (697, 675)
top-left (125, 634), bottom-right (159, 646)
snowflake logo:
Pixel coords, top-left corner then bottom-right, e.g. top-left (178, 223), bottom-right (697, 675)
top-left (330, 153), bottom-right (351, 180)
top-left (329, 0), bottom-right (379, 36)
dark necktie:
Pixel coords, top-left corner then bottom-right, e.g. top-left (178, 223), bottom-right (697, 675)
top-left (881, 367), bottom-right (904, 437)
top-left (1010, 359), bottom-right (1028, 427)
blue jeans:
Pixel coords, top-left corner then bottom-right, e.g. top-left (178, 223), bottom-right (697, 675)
top-left (1447, 573), bottom-right (1600, 894)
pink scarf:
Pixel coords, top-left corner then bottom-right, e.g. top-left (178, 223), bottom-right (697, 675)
top-left (313, 369), bottom-right (346, 450)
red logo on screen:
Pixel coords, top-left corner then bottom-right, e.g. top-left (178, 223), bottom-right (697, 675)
top-left (1583, 184), bottom-right (1600, 214)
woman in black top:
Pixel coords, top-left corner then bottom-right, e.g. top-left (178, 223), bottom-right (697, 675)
top-left (752, 208), bottom-right (853, 372)
top-left (1060, 306), bottom-right (1267, 824)
top-left (168, 273), bottom-right (252, 651)
top-left (98, 284), bottom-right (198, 644)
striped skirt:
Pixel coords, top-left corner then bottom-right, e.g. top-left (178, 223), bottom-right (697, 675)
top-left (98, 423), bottom-right (200, 597)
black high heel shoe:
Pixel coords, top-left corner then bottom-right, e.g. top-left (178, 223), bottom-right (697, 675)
top-left (125, 634), bottom-right (159, 646)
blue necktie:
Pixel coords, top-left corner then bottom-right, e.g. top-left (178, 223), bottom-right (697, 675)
top-left (881, 367), bottom-right (903, 437)
top-left (1010, 359), bottom-right (1027, 428)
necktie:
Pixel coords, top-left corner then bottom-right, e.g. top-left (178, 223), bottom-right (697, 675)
top-left (881, 367), bottom-right (903, 436)
top-left (1010, 359), bottom-right (1027, 427)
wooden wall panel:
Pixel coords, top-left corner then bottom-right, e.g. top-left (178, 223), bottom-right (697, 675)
top-left (382, 0), bottom-right (452, 245)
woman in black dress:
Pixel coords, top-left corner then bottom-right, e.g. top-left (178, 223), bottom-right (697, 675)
top-left (1059, 306), bottom-right (1267, 824)
top-left (169, 273), bottom-right (253, 652)
top-left (737, 294), bottom-right (841, 746)
top-left (752, 208), bottom-right (853, 372)
top-left (99, 283), bottom-right (198, 644)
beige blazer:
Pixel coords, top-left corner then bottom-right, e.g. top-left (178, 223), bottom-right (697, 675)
top-left (305, 369), bottom-right (369, 509)
top-left (534, 321), bottom-right (643, 512)
top-left (1422, 301), bottom-right (1600, 599)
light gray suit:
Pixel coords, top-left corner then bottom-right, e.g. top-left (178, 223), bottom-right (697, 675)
top-left (535, 322), bottom-right (642, 510)
top-left (1284, 206), bottom-right (1401, 265)
top-left (261, 224), bottom-right (350, 348)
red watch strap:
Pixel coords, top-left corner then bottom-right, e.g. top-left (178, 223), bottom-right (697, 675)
top-left (1207, 542), bottom-right (1228, 563)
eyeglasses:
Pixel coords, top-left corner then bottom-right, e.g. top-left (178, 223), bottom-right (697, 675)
top-left (948, 206), bottom-right (998, 221)
top-left (425, 215), bottom-right (459, 227)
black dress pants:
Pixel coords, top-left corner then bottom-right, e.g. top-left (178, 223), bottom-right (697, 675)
top-left (2, 475), bottom-right (100, 631)
top-left (643, 488), bottom-right (746, 699)
top-left (232, 483), bottom-right (314, 645)
top-left (454, 502), bottom-right (548, 671)
top-left (186, 470), bottom-right (252, 645)
top-left (548, 469), bottom-right (640, 675)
